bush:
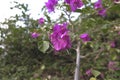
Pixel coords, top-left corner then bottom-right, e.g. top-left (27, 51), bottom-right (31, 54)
top-left (0, 0), bottom-right (120, 80)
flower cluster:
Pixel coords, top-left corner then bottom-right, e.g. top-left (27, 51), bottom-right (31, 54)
top-left (31, 32), bottom-right (40, 38)
top-left (64, 0), bottom-right (84, 11)
top-left (94, 0), bottom-right (102, 9)
top-left (110, 41), bottom-right (116, 48)
top-left (38, 17), bottom-right (44, 25)
top-left (108, 61), bottom-right (118, 71)
top-left (45, 0), bottom-right (58, 12)
top-left (85, 69), bottom-right (92, 76)
top-left (80, 33), bottom-right (91, 42)
top-left (50, 23), bottom-right (71, 51)
top-left (94, 0), bottom-right (106, 17)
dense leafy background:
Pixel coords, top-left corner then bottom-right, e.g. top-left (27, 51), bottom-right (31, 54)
top-left (0, 0), bottom-right (120, 80)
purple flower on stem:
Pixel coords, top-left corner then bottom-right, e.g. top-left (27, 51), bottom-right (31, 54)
top-left (65, 0), bottom-right (84, 11)
top-left (86, 69), bottom-right (92, 76)
top-left (70, 0), bottom-right (84, 11)
top-left (31, 32), bottom-right (40, 38)
top-left (45, 0), bottom-right (58, 12)
top-left (64, 0), bottom-right (71, 4)
top-left (50, 23), bottom-right (71, 51)
top-left (94, 0), bottom-right (103, 9)
top-left (80, 33), bottom-right (90, 42)
top-left (98, 8), bottom-right (106, 17)
top-left (94, 0), bottom-right (107, 17)
top-left (110, 41), bottom-right (116, 48)
top-left (108, 61), bottom-right (118, 71)
top-left (38, 17), bottom-right (44, 25)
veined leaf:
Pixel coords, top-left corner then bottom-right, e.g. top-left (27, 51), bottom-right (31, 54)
top-left (92, 70), bottom-right (101, 78)
top-left (38, 41), bottom-right (49, 53)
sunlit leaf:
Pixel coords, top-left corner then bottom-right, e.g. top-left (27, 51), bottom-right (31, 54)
top-left (91, 70), bottom-right (101, 77)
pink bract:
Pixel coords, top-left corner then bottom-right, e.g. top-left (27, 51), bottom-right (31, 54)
top-left (31, 32), bottom-right (40, 38)
top-left (50, 23), bottom-right (71, 51)
top-left (80, 33), bottom-right (90, 42)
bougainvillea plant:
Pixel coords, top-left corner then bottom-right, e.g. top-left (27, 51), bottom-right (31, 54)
top-left (1, 0), bottom-right (120, 79)
top-left (30, 0), bottom-right (120, 80)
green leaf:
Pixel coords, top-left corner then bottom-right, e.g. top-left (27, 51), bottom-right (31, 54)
top-left (116, 49), bottom-right (120, 53)
top-left (44, 13), bottom-right (51, 22)
top-left (75, 9), bottom-right (82, 13)
top-left (91, 70), bottom-right (101, 78)
top-left (64, 4), bottom-right (71, 11)
top-left (38, 41), bottom-right (49, 53)
top-left (41, 64), bottom-right (45, 70)
top-left (89, 77), bottom-right (96, 80)
top-left (101, 24), bottom-right (109, 33)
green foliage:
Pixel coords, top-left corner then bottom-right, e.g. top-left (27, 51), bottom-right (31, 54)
top-left (38, 41), bottom-right (49, 53)
top-left (91, 70), bottom-right (101, 78)
top-left (0, 0), bottom-right (120, 80)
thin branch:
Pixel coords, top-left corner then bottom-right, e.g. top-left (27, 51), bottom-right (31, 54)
top-left (80, 48), bottom-right (104, 59)
top-left (74, 41), bottom-right (80, 80)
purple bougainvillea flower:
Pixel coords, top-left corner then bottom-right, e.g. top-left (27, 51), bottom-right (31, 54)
top-left (98, 8), bottom-right (106, 17)
top-left (94, 0), bottom-right (103, 9)
top-left (108, 61), bottom-right (118, 71)
top-left (70, 0), bottom-right (84, 11)
top-left (64, 0), bottom-right (71, 4)
top-left (50, 23), bottom-right (71, 51)
top-left (80, 33), bottom-right (90, 42)
top-left (31, 32), bottom-right (40, 38)
top-left (45, 0), bottom-right (58, 12)
top-left (94, 0), bottom-right (107, 17)
top-left (86, 69), bottom-right (92, 76)
top-left (38, 17), bottom-right (44, 25)
top-left (65, 0), bottom-right (84, 11)
top-left (110, 41), bottom-right (116, 48)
